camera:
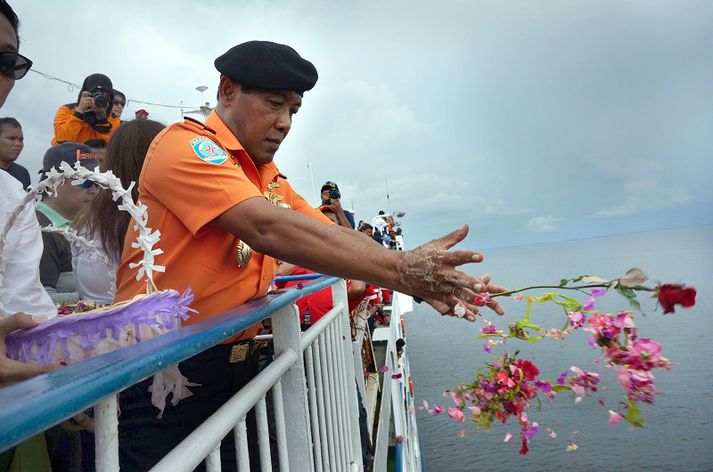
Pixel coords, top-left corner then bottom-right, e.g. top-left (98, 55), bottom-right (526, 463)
top-left (328, 188), bottom-right (341, 200)
top-left (91, 90), bottom-right (110, 109)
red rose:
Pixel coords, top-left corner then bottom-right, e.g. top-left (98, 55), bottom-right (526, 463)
top-left (515, 359), bottom-right (540, 381)
top-left (657, 284), bottom-right (697, 314)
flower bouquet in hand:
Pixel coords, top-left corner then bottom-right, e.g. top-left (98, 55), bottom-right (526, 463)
top-left (426, 268), bottom-right (696, 454)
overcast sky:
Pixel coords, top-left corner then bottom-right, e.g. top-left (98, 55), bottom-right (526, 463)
top-left (6, 0), bottom-right (713, 249)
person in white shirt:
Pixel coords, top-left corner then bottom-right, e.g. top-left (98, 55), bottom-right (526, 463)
top-left (0, 0), bottom-right (57, 387)
top-left (0, 171), bottom-right (57, 318)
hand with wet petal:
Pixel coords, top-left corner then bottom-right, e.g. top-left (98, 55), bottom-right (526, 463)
top-left (396, 225), bottom-right (506, 321)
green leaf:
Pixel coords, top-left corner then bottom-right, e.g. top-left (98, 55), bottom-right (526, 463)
top-left (615, 285), bottom-right (642, 312)
top-left (624, 399), bottom-right (645, 428)
top-left (559, 279), bottom-right (569, 287)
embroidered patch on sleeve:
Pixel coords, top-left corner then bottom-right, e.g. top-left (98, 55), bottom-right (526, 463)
top-left (190, 136), bottom-right (228, 165)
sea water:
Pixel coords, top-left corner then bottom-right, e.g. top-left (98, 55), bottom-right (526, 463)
top-left (406, 225), bottom-right (713, 471)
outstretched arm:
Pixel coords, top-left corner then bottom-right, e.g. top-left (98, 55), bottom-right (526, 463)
top-left (210, 196), bottom-right (505, 320)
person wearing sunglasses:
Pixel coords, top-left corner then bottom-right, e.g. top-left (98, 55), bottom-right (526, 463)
top-left (112, 89), bottom-right (126, 120)
top-left (36, 142), bottom-right (99, 304)
top-left (0, 1), bottom-right (29, 109)
top-left (52, 73), bottom-right (120, 146)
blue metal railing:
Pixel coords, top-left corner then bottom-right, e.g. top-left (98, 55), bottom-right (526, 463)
top-left (0, 276), bottom-right (339, 453)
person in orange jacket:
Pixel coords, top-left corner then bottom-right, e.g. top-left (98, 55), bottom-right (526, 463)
top-left (51, 73), bottom-right (120, 145)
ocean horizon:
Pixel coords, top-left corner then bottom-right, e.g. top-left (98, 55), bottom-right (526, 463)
top-left (406, 225), bottom-right (713, 471)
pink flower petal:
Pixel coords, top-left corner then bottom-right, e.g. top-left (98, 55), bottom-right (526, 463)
top-left (467, 406), bottom-right (481, 415)
top-left (608, 410), bottom-right (623, 425)
top-left (432, 405), bottom-right (444, 415)
top-left (448, 407), bottom-right (465, 423)
top-left (504, 432), bottom-right (513, 442)
top-left (379, 365), bottom-right (388, 373)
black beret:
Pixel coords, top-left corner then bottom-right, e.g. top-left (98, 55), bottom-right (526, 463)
top-left (215, 41), bottom-right (318, 95)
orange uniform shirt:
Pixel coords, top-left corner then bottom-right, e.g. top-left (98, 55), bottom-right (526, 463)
top-left (115, 111), bottom-right (331, 340)
top-left (52, 103), bottom-right (120, 145)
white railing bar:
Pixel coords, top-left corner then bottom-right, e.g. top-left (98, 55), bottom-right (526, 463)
top-left (253, 334), bottom-right (273, 342)
top-left (329, 323), bottom-right (347, 471)
top-left (341, 306), bottom-right (364, 471)
top-left (234, 417), bottom-right (250, 472)
top-left (94, 394), bottom-right (119, 472)
top-left (150, 350), bottom-right (298, 472)
top-left (300, 301), bottom-right (346, 351)
top-left (313, 338), bottom-right (331, 471)
top-left (304, 346), bottom-right (324, 472)
top-left (332, 321), bottom-right (349, 470)
top-left (205, 446), bottom-right (221, 472)
top-left (271, 380), bottom-right (290, 471)
top-left (318, 332), bottom-right (338, 471)
top-left (337, 318), bottom-right (354, 468)
top-left (255, 397), bottom-right (272, 472)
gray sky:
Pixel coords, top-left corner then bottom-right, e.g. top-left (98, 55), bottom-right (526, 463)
top-left (6, 0), bottom-right (713, 249)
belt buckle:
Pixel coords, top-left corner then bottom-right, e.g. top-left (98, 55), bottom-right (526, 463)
top-left (229, 344), bottom-right (249, 363)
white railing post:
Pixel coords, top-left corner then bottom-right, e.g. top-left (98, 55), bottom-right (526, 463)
top-left (331, 280), bottom-right (365, 471)
top-left (272, 302), bottom-right (314, 471)
top-left (94, 394), bottom-right (119, 472)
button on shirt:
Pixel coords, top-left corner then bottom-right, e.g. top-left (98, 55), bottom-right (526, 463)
top-left (116, 111), bottom-right (331, 340)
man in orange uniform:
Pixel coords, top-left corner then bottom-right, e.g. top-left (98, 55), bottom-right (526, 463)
top-left (115, 40), bottom-right (505, 471)
top-left (51, 73), bottom-right (120, 145)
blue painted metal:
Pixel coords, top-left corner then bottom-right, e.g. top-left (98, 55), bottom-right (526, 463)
top-left (394, 442), bottom-right (403, 472)
top-left (274, 273), bottom-right (324, 283)
top-left (0, 276), bottom-right (339, 453)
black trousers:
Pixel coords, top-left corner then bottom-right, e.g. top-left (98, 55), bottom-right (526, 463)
top-left (118, 343), bottom-right (260, 471)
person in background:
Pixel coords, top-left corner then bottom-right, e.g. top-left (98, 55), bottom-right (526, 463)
top-left (320, 180), bottom-right (355, 228)
top-left (371, 210), bottom-right (388, 243)
top-left (112, 89), bottom-right (126, 120)
top-left (36, 142), bottom-right (98, 303)
top-left (0, 117), bottom-right (29, 189)
top-left (83, 138), bottom-right (107, 167)
top-left (357, 222), bottom-right (374, 238)
top-left (52, 73), bottom-right (119, 145)
top-left (393, 227), bottom-right (404, 250)
top-left (74, 119), bottom-right (165, 305)
top-left (135, 108), bottom-right (149, 120)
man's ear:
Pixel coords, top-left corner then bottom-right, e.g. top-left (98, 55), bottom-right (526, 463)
top-left (217, 76), bottom-right (239, 105)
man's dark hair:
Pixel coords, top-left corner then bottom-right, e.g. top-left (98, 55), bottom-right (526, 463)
top-left (0, 1), bottom-right (20, 46)
top-left (84, 138), bottom-right (107, 149)
top-left (0, 116), bottom-right (21, 133)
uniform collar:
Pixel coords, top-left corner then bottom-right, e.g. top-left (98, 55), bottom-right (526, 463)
top-left (205, 110), bottom-right (246, 153)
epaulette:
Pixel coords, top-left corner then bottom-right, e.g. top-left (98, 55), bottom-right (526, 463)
top-left (183, 116), bottom-right (217, 135)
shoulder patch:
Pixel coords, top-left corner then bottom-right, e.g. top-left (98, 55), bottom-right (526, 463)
top-left (190, 136), bottom-right (228, 165)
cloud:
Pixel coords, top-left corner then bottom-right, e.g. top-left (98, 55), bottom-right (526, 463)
top-left (593, 179), bottom-right (695, 218)
top-left (526, 216), bottom-right (560, 232)
top-left (591, 159), bottom-right (696, 218)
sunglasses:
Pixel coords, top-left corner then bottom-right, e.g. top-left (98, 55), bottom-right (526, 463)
top-left (0, 51), bottom-right (33, 80)
top-left (78, 179), bottom-right (96, 189)
top-left (113, 100), bottom-right (125, 106)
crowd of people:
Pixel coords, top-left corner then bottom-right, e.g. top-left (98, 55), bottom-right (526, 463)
top-left (0, 1), bottom-right (507, 470)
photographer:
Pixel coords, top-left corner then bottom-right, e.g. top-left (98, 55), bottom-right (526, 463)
top-left (52, 73), bottom-right (120, 145)
top-left (320, 181), bottom-right (355, 228)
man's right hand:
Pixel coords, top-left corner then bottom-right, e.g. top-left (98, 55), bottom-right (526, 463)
top-left (0, 313), bottom-right (54, 388)
top-left (76, 91), bottom-right (95, 114)
top-left (396, 225), bottom-right (506, 321)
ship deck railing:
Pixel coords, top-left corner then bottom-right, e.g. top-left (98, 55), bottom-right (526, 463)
top-left (0, 276), bottom-right (367, 472)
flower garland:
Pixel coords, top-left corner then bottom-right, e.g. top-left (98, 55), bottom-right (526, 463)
top-left (0, 161), bottom-right (164, 291)
top-left (424, 268), bottom-right (697, 454)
